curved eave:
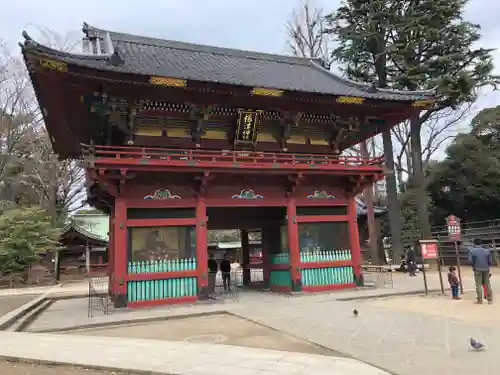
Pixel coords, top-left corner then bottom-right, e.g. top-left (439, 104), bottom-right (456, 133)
top-left (21, 45), bottom-right (83, 159)
top-left (20, 35), bottom-right (435, 106)
top-left (61, 222), bottom-right (108, 245)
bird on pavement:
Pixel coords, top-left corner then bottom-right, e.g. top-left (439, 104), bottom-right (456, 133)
top-left (470, 338), bottom-right (486, 351)
top-left (353, 309), bottom-right (359, 317)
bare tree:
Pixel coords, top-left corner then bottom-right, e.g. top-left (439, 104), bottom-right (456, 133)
top-left (0, 41), bottom-right (41, 202)
top-left (0, 31), bottom-right (84, 224)
top-left (21, 133), bottom-right (85, 225)
top-left (390, 106), bottom-right (470, 191)
top-left (286, 0), bottom-right (333, 67)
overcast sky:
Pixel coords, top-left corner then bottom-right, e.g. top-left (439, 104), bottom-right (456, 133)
top-left (1, 0), bottom-right (499, 113)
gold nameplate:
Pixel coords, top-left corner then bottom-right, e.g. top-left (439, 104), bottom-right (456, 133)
top-left (412, 99), bottom-right (435, 108)
top-left (149, 76), bottom-right (187, 88)
top-left (251, 88), bottom-right (283, 97)
top-left (336, 96), bottom-right (364, 105)
top-left (39, 58), bottom-right (68, 72)
top-left (235, 110), bottom-right (261, 144)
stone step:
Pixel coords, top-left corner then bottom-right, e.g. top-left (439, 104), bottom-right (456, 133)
top-left (7, 299), bottom-right (53, 332)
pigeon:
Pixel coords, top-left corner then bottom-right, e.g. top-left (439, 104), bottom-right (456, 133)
top-left (470, 338), bottom-right (486, 351)
top-left (353, 309), bottom-right (359, 317)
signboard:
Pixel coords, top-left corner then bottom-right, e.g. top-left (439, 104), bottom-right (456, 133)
top-left (235, 110), bottom-right (261, 145)
top-left (419, 239), bottom-right (439, 260)
top-left (446, 215), bottom-right (461, 242)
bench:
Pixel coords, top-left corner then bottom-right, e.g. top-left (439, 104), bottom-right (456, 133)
top-left (362, 265), bottom-right (394, 289)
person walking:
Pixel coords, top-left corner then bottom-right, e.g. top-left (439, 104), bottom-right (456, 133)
top-left (468, 238), bottom-right (493, 304)
top-left (220, 253), bottom-right (232, 292)
top-left (207, 253), bottom-right (218, 299)
top-left (406, 246), bottom-right (417, 277)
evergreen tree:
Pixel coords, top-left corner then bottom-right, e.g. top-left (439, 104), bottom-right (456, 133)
top-left (428, 107), bottom-right (500, 224)
top-left (325, 0), bottom-right (405, 260)
top-left (0, 206), bottom-right (60, 275)
top-left (326, 0), bottom-right (498, 250)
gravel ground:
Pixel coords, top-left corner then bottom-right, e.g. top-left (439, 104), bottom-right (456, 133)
top-left (0, 360), bottom-right (143, 375)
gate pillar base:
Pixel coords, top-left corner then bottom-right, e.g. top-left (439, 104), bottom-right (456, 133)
top-left (113, 293), bottom-right (127, 308)
top-left (291, 279), bottom-right (302, 292)
top-left (198, 286), bottom-right (209, 300)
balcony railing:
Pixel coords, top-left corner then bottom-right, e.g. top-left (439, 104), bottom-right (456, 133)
top-left (81, 144), bottom-right (384, 170)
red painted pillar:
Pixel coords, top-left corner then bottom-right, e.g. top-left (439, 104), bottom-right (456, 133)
top-left (241, 229), bottom-right (251, 286)
top-left (107, 213), bottom-right (114, 295)
top-left (113, 197), bottom-right (127, 308)
top-left (287, 196), bottom-right (301, 291)
top-left (348, 197), bottom-right (362, 285)
top-left (261, 228), bottom-right (270, 288)
top-left (195, 196), bottom-right (208, 299)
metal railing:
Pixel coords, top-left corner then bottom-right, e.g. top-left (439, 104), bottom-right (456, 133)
top-left (88, 277), bottom-right (109, 317)
top-left (81, 144), bottom-right (384, 169)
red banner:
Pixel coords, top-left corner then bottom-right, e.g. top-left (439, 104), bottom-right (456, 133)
top-left (446, 215), bottom-right (461, 241)
top-left (420, 240), bottom-right (438, 260)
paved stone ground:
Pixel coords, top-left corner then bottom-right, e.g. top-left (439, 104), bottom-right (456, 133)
top-left (64, 313), bottom-right (339, 356)
top-left (0, 360), bottom-right (138, 375)
top-left (0, 295), bottom-right (38, 316)
top-left (0, 332), bottom-right (389, 375)
top-left (4, 268), bottom-right (500, 374)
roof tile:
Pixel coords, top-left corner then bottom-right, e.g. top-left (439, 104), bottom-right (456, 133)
top-left (22, 24), bottom-right (434, 101)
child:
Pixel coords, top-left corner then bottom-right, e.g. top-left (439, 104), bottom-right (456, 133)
top-left (483, 273), bottom-right (492, 299)
top-left (448, 267), bottom-right (461, 300)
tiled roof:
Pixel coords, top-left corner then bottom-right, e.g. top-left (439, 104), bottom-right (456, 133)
top-left (20, 23), bottom-right (434, 102)
top-left (62, 214), bottom-right (109, 243)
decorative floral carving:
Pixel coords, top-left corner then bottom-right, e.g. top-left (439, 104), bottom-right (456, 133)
top-left (144, 189), bottom-right (181, 200)
top-left (306, 190), bottom-right (336, 199)
top-left (231, 189), bottom-right (264, 199)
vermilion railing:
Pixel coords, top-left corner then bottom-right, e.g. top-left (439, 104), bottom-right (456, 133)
top-left (81, 144), bottom-right (384, 168)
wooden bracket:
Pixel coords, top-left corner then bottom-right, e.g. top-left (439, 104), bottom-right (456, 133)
top-left (119, 169), bottom-right (128, 186)
top-left (278, 111), bottom-right (302, 150)
top-left (188, 104), bottom-right (213, 145)
top-left (330, 127), bottom-right (345, 153)
top-left (286, 173), bottom-right (304, 195)
top-left (194, 171), bottom-right (214, 197)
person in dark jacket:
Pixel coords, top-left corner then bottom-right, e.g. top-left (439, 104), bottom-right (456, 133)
top-left (406, 247), bottom-right (417, 277)
top-left (207, 253), bottom-right (218, 298)
top-left (468, 238), bottom-right (493, 304)
top-left (220, 253), bottom-right (232, 291)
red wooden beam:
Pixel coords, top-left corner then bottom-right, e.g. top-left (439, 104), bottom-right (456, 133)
top-left (126, 270), bottom-right (197, 281)
top-left (127, 218), bottom-right (197, 227)
top-left (302, 283), bottom-right (356, 292)
top-left (299, 260), bottom-right (353, 269)
top-left (124, 199), bottom-right (196, 208)
top-left (127, 296), bottom-right (197, 308)
top-left (207, 199), bottom-right (286, 207)
top-left (296, 215), bottom-right (349, 223)
top-left (88, 166), bottom-right (383, 177)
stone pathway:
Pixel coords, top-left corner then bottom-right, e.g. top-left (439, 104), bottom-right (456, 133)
top-left (3, 268), bottom-right (500, 374)
top-left (0, 332), bottom-right (389, 375)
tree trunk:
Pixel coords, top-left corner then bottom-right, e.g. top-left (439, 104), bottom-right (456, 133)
top-left (405, 148), bottom-right (413, 178)
top-left (410, 114), bottom-right (432, 239)
top-left (382, 130), bottom-right (404, 262)
top-left (395, 157), bottom-right (405, 193)
top-left (360, 140), bottom-right (379, 264)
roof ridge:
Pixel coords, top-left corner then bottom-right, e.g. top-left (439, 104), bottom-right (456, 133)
top-left (20, 30), bottom-right (110, 62)
top-left (83, 24), bottom-right (317, 66)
